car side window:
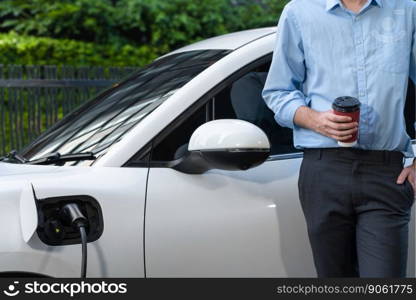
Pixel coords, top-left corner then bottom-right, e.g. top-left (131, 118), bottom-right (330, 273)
top-left (213, 68), bottom-right (296, 155)
top-left (151, 103), bottom-right (207, 161)
top-left (150, 60), bottom-right (298, 163)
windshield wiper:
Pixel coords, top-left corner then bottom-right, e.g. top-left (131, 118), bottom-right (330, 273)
top-left (0, 150), bottom-right (28, 164)
top-left (28, 152), bottom-right (96, 165)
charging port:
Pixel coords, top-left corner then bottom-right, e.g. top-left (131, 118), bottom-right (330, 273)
top-left (36, 195), bottom-right (103, 246)
top-left (35, 195), bottom-right (104, 278)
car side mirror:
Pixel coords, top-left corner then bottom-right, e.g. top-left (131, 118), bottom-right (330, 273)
top-left (172, 119), bottom-right (270, 174)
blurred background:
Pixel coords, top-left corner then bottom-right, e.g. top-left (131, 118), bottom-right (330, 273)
top-left (0, 0), bottom-right (288, 155)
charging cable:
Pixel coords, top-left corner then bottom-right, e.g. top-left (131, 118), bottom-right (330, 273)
top-left (60, 203), bottom-right (88, 278)
top-left (79, 226), bottom-right (88, 278)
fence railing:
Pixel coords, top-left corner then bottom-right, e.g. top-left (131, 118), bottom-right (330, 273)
top-left (0, 65), bottom-right (139, 155)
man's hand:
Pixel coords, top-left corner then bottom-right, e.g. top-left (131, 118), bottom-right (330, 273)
top-left (397, 160), bottom-right (416, 193)
top-left (294, 106), bottom-right (358, 141)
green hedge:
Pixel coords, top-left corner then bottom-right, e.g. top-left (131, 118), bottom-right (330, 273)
top-left (0, 0), bottom-right (287, 47)
top-left (0, 32), bottom-right (158, 66)
top-left (0, 0), bottom-right (288, 66)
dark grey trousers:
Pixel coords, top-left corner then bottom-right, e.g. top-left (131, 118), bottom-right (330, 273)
top-left (298, 148), bottom-right (415, 278)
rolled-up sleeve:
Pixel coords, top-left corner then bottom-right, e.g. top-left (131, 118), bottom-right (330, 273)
top-left (262, 4), bottom-right (308, 129)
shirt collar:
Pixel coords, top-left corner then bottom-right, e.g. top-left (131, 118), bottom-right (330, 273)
top-left (326, 0), bottom-right (383, 12)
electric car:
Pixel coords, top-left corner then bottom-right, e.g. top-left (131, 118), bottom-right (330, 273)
top-left (0, 27), bottom-right (415, 278)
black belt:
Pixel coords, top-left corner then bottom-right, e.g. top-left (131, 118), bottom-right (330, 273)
top-left (303, 148), bottom-right (404, 165)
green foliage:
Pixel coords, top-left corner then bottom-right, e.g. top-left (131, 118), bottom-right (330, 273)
top-left (234, 0), bottom-right (289, 29)
top-left (0, 32), bottom-right (158, 66)
top-left (0, 0), bottom-right (289, 66)
top-left (134, 0), bottom-right (287, 50)
top-left (130, 0), bottom-right (232, 51)
top-left (0, 0), bottom-right (120, 45)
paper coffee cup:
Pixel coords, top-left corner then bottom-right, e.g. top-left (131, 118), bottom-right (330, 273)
top-left (332, 96), bottom-right (361, 147)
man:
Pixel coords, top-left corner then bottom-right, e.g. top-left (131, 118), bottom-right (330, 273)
top-left (262, 0), bottom-right (416, 277)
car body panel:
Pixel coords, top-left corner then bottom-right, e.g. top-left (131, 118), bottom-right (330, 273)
top-left (20, 181), bottom-right (38, 243)
top-left (0, 163), bottom-right (147, 277)
top-left (145, 157), bottom-right (316, 277)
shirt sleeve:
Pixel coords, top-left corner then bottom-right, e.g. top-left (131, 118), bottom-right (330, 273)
top-left (410, 9), bottom-right (416, 85)
top-left (262, 4), bottom-right (309, 130)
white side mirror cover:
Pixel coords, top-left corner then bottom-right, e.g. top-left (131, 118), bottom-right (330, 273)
top-left (188, 119), bottom-right (270, 151)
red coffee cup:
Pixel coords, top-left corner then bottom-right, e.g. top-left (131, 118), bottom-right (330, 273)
top-left (332, 96), bottom-right (360, 147)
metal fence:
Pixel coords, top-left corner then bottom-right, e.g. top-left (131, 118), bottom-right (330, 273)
top-left (0, 65), bottom-right (139, 155)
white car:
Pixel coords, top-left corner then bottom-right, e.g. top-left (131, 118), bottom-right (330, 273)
top-left (1, 27), bottom-right (415, 278)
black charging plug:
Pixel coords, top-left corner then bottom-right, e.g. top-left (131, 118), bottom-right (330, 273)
top-left (60, 203), bottom-right (87, 228)
top-left (60, 203), bottom-right (88, 278)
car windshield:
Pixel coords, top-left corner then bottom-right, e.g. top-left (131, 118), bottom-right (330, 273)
top-left (20, 50), bottom-right (230, 165)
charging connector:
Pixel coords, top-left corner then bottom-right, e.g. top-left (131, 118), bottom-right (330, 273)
top-left (60, 203), bottom-right (88, 278)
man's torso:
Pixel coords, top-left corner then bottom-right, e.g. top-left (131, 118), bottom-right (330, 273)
top-left (286, 0), bottom-right (415, 157)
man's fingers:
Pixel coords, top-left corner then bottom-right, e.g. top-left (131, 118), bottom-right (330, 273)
top-left (317, 111), bottom-right (359, 140)
top-left (408, 174), bottom-right (415, 192)
top-left (396, 168), bottom-right (410, 184)
top-left (409, 179), bottom-right (415, 193)
top-left (327, 113), bottom-right (353, 123)
top-left (327, 126), bottom-right (358, 136)
top-left (327, 112), bottom-right (359, 131)
top-left (333, 123), bottom-right (359, 131)
top-left (329, 134), bottom-right (353, 141)
top-left (327, 128), bottom-right (356, 137)
top-left (325, 122), bottom-right (358, 131)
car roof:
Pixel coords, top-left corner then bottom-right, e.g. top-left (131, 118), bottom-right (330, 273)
top-left (162, 27), bottom-right (277, 57)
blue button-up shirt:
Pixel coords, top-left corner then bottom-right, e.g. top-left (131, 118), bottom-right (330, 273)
top-left (262, 0), bottom-right (416, 157)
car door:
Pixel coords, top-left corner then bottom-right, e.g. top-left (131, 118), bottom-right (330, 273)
top-left (145, 158), bottom-right (315, 277)
top-left (143, 57), bottom-right (316, 277)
